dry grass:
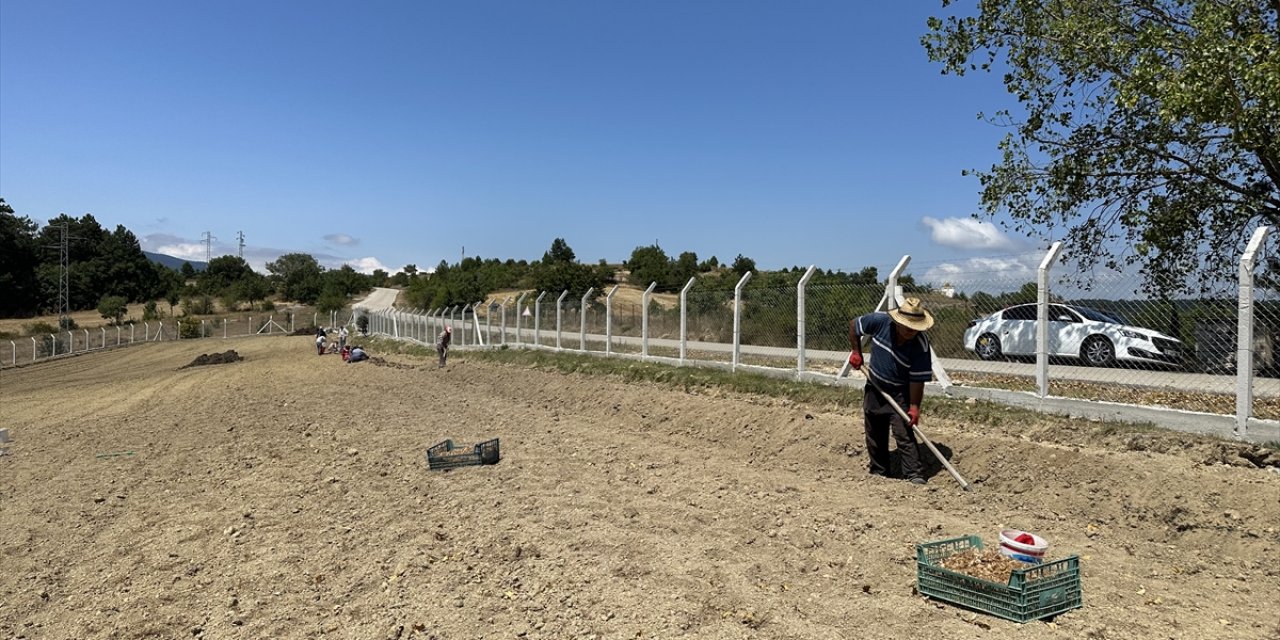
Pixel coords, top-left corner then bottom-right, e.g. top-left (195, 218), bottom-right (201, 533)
top-left (482, 285), bottom-right (678, 311)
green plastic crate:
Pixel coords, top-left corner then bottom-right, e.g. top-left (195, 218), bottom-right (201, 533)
top-left (916, 535), bottom-right (1082, 623)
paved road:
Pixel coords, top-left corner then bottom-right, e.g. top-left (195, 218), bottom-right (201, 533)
top-left (353, 287), bottom-right (399, 311)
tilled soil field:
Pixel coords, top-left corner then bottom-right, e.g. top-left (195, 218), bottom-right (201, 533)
top-left (1, 336), bottom-right (1278, 639)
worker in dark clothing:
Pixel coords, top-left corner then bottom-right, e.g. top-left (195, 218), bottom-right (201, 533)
top-left (847, 297), bottom-right (935, 484)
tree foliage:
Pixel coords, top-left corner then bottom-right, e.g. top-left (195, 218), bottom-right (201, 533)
top-left (0, 199), bottom-right (41, 316)
top-left (266, 253), bottom-right (325, 304)
top-left (97, 295), bottom-right (128, 325)
top-left (924, 0), bottom-right (1280, 293)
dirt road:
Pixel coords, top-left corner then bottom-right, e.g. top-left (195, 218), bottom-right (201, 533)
top-left (1, 336), bottom-right (1277, 639)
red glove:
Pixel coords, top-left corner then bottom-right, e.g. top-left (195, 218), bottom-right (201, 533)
top-left (907, 406), bottom-right (920, 427)
top-left (848, 351), bottom-right (863, 370)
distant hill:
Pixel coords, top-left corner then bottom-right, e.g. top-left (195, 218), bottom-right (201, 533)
top-left (144, 251), bottom-right (207, 271)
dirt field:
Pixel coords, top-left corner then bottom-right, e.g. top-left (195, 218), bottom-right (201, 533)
top-left (1, 337), bottom-right (1278, 639)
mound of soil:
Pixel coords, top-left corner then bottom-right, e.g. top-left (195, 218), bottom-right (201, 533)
top-left (181, 350), bottom-right (242, 368)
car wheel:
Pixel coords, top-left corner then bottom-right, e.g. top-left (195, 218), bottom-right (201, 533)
top-left (975, 333), bottom-right (1003, 360)
top-left (1081, 335), bottom-right (1115, 367)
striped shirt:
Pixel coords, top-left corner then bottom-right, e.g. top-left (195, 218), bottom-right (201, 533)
top-left (855, 312), bottom-right (933, 392)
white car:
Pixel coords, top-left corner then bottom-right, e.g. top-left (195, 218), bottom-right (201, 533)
top-left (962, 303), bottom-right (1183, 367)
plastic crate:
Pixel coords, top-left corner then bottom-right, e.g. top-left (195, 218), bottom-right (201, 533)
top-left (426, 438), bottom-right (501, 470)
top-left (916, 535), bottom-right (1082, 623)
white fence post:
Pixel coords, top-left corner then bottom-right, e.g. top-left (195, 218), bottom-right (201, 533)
top-left (144, 322), bottom-right (150, 341)
top-left (486, 302), bottom-right (494, 346)
top-left (52, 333), bottom-right (58, 357)
top-left (555, 291), bottom-right (568, 350)
top-left (679, 277), bottom-right (696, 365)
top-left (501, 297), bottom-right (512, 345)
top-left (223, 318), bottom-right (228, 339)
top-left (534, 292), bottom-right (547, 347)
top-left (69, 331), bottom-right (75, 353)
top-left (1037, 242), bottom-right (1064, 398)
top-left (10, 340), bottom-right (15, 366)
top-left (130, 324), bottom-right (135, 343)
top-left (579, 288), bottom-right (594, 351)
top-left (117, 326), bottom-right (121, 346)
top-left (32, 336), bottom-right (37, 362)
top-left (515, 293), bottom-right (529, 346)
top-left (1237, 226), bottom-right (1270, 438)
top-left (797, 265), bottom-right (816, 375)
top-left (602, 285), bottom-right (617, 355)
top-left (641, 282), bottom-right (657, 357)
top-left (100, 327), bottom-right (106, 349)
top-left (732, 272), bottom-right (752, 371)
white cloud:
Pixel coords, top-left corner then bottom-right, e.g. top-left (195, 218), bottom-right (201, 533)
top-left (152, 242), bottom-right (207, 262)
top-left (923, 255), bottom-right (1039, 294)
top-left (343, 257), bottom-right (390, 275)
top-left (324, 233), bottom-right (358, 246)
top-left (922, 216), bottom-right (1015, 250)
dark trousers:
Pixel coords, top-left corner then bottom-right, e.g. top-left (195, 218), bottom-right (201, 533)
top-left (437, 346), bottom-right (448, 367)
top-left (863, 384), bottom-right (923, 479)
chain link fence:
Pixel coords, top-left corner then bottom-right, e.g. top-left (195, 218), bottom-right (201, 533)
top-left (0, 307), bottom-right (340, 368)
top-left (378, 240), bottom-right (1280, 443)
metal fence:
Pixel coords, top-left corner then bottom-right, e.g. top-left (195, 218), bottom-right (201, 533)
top-left (0, 308), bottom-right (343, 368)
top-left (368, 232), bottom-right (1280, 444)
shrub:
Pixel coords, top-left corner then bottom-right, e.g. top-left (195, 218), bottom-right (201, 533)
top-left (142, 301), bottom-right (161, 321)
top-left (178, 316), bottom-right (205, 339)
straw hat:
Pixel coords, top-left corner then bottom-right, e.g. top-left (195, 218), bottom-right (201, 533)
top-left (889, 297), bottom-right (934, 331)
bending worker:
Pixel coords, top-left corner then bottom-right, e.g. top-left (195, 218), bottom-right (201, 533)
top-left (436, 325), bottom-right (452, 368)
top-left (847, 297), bottom-right (935, 484)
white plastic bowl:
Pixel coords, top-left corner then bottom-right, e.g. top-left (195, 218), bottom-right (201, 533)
top-left (999, 529), bottom-right (1049, 564)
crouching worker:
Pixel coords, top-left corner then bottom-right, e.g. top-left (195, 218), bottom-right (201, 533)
top-left (847, 297), bottom-right (935, 485)
top-left (346, 345), bottom-right (368, 364)
top-left (436, 325), bottom-right (452, 368)
top-left (340, 345), bottom-right (352, 362)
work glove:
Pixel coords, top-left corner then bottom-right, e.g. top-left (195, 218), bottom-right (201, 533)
top-left (848, 351), bottom-right (863, 370)
top-left (907, 406), bottom-right (920, 427)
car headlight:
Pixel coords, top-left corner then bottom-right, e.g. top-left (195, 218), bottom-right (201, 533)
top-left (1119, 329), bottom-right (1146, 340)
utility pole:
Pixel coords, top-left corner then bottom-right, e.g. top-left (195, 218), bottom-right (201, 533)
top-left (57, 221), bottom-right (70, 330)
top-left (43, 219), bottom-right (81, 330)
top-left (237, 231), bottom-right (245, 258)
top-left (201, 231), bottom-right (216, 263)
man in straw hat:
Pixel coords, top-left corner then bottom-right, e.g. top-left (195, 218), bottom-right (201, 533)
top-left (847, 297), bottom-right (935, 484)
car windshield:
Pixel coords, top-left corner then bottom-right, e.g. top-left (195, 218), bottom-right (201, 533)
top-left (1075, 307), bottom-right (1126, 325)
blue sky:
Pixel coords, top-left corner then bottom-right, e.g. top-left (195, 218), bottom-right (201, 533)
top-left (1, 1), bottom-right (1054, 290)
